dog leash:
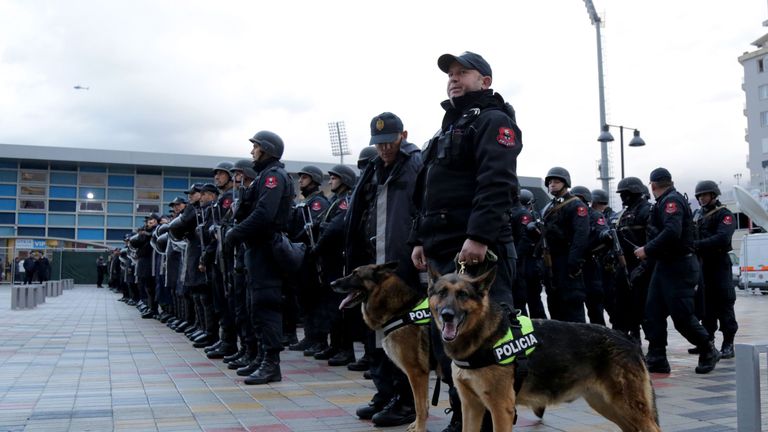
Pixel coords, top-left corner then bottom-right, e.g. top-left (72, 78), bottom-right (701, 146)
top-left (454, 249), bottom-right (498, 275)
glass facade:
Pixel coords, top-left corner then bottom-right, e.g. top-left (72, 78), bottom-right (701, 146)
top-left (0, 160), bottom-right (201, 249)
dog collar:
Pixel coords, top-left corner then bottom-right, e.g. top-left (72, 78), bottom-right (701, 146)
top-left (453, 315), bottom-right (538, 369)
top-left (382, 297), bottom-right (431, 336)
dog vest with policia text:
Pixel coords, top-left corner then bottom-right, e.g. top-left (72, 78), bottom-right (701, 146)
top-left (453, 314), bottom-right (538, 369)
top-left (381, 297), bottom-right (431, 336)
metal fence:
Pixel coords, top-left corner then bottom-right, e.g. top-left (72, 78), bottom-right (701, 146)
top-left (1, 247), bottom-right (111, 285)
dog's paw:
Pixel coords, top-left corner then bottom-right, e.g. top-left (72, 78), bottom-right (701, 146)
top-left (406, 420), bottom-right (425, 432)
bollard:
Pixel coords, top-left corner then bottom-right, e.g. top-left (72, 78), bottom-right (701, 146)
top-left (11, 285), bottom-right (25, 310)
top-left (35, 284), bottom-right (44, 304)
top-left (736, 343), bottom-right (763, 432)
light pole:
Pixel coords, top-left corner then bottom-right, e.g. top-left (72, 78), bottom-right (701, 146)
top-left (597, 124), bottom-right (646, 180)
top-left (734, 173), bottom-right (742, 186)
top-left (582, 0), bottom-right (611, 192)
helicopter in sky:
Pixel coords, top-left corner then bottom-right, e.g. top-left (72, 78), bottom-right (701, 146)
top-left (73, 85), bottom-right (90, 90)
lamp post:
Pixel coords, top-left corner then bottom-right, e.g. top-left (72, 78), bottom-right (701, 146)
top-left (597, 124), bottom-right (646, 180)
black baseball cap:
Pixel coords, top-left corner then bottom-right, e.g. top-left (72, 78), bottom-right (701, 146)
top-left (649, 167), bottom-right (672, 182)
top-left (145, 212), bottom-right (161, 222)
top-left (184, 183), bottom-right (203, 194)
top-left (369, 112), bottom-right (404, 145)
top-left (199, 183), bottom-right (220, 195)
top-left (438, 51), bottom-right (492, 77)
top-left (168, 196), bottom-right (187, 206)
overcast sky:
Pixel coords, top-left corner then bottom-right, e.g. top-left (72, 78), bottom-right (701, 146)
top-left (0, 0), bottom-right (765, 200)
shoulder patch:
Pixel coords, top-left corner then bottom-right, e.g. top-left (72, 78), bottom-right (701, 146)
top-left (577, 206), bottom-right (588, 217)
top-left (723, 215), bottom-right (733, 225)
top-left (221, 198), bottom-right (232, 209)
top-left (311, 201), bottom-right (322, 211)
top-left (664, 202), bottom-right (678, 214)
top-left (264, 175), bottom-right (278, 189)
top-left (339, 199), bottom-right (348, 210)
top-left (496, 127), bottom-right (516, 148)
top-left (597, 217), bottom-right (606, 225)
top-left (521, 214), bottom-right (531, 225)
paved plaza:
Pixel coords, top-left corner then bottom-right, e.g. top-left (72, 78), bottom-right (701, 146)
top-left (0, 284), bottom-right (766, 432)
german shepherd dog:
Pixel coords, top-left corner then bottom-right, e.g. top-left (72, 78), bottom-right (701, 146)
top-left (330, 262), bottom-right (434, 432)
top-left (429, 267), bottom-right (661, 432)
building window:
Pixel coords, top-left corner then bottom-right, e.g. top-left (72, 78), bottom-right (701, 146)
top-left (763, 138), bottom-right (768, 154)
top-left (136, 203), bottom-right (160, 214)
top-left (108, 202), bottom-right (133, 214)
top-left (79, 201), bottom-right (105, 212)
top-left (108, 189), bottom-right (133, 201)
top-left (107, 229), bottom-right (132, 241)
top-left (79, 188), bottom-right (105, 200)
top-left (760, 85), bottom-right (768, 101)
top-left (136, 189), bottom-right (161, 201)
top-left (49, 200), bottom-right (76, 212)
top-left (49, 186), bottom-right (77, 199)
top-left (0, 184), bottom-right (16, 197)
top-left (762, 111), bottom-right (768, 127)
top-left (77, 228), bottom-right (104, 241)
top-left (18, 213), bottom-right (46, 225)
top-left (760, 58), bottom-right (765, 73)
top-left (50, 172), bottom-right (77, 185)
top-left (48, 228), bottom-right (75, 239)
top-left (79, 214), bottom-right (105, 226)
top-left (0, 213), bottom-right (15, 224)
top-left (20, 170), bottom-right (47, 183)
top-left (18, 227), bottom-right (45, 237)
top-left (107, 216), bottom-right (133, 228)
top-left (19, 200), bottom-right (45, 210)
top-left (0, 170), bottom-right (17, 182)
top-left (164, 177), bottom-right (189, 189)
top-left (136, 175), bottom-right (162, 188)
top-left (108, 175), bottom-right (135, 187)
top-left (49, 214), bottom-right (76, 226)
top-left (0, 198), bottom-right (15, 211)
top-left (20, 185), bottom-right (45, 196)
top-left (79, 172), bottom-right (106, 186)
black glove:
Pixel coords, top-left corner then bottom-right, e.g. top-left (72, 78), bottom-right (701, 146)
top-left (224, 229), bottom-right (240, 249)
top-left (568, 260), bottom-right (583, 278)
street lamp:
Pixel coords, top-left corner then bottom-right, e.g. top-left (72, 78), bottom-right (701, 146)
top-left (597, 124), bottom-right (646, 180)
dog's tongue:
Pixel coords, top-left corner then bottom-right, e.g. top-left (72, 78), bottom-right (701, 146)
top-left (338, 292), bottom-right (357, 310)
top-left (442, 321), bottom-right (458, 341)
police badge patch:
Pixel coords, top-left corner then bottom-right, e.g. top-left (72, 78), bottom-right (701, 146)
top-left (496, 127), bottom-right (516, 147)
top-left (577, 206), bottom-right (588, 217)
top-left (723, 215), bottom-right (733, 225)
top-left (311, 201), bottom-right (322, 211)
top-left (665, 202), bottom-right (677, 214)
top-left (264, 176), bottom-right (278, 189)
top-left (339, 199), bottom-right (348, 210)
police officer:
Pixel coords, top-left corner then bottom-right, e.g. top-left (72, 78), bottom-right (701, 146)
top-left (692, 180), bottom-right (738, 359)
top-left (357, 146), bottom-right (379, 173)
top-left (410, 52), bottom-right (522, 432)
top-left (165, 197), bottom-right (188, 332)
top-left (287, 165), bottom-right (331, 356)
top-left (204, 162), bottom-right (239, 359)
top-left (194, 183), bottom-right (222, 349)
top-left (348, 112), bottom-right (421, 427)
top-left (590, 188), bottom-right (618, 324)
top-left (222, 159), bottom-right (260, 370)
top-left (634, 168), bottom-right (720, 374)
top-left (519, 189), bottom-right (547, 318)
top-left (613, 177), bottom-right (652, 343)
top-left (225, 130), bottom-right (295, 385)
top-left (310, 164), bottom-right (358, 366)
top-left (570, 186), bottom-right (610, 325)
top-left (130, 213), bottom-right (161, 319)
top-left (509, 190), bottom-right (535, 315)
top-left (535, 168), bottom-right (589, 323)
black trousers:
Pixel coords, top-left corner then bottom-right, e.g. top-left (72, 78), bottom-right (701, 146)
top-left (644, 255), bottom-right (710, 351)
top-left (545, 253), bottom-right (586, 323)
top-left (700, 254), bottom-right (739, 340)
top-left (245, 243), bottom-right (283, 355)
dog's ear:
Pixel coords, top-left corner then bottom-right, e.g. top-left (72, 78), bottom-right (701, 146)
top-left (427, 265), bottom-right (442, 295)
top-left (374, 261), bottom-right (398, 282)
top-left (470, 266), bottom-right (497, 297)
top-left (382, 261), bottom-right (399, 271)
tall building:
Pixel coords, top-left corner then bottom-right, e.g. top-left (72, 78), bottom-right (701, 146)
top-left (740, 9), bottom-right (768, 191)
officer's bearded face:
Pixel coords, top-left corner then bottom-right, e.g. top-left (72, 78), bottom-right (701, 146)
top-left (446, 62), bottom-right (489, 100)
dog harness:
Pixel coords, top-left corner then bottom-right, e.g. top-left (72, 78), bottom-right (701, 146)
top-left (452, 313), bottom-right (537, 394)
top-left (381, 297), bottom-right (431, 336)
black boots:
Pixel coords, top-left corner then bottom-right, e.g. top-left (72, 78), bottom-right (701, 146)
top-left (244, 353), bottom-right (281, 385)
top-left (721, 334), bottom-right (735, 359)
top-left (371, 395), bottom-right (416, 427)
top-left (441, 386), bottom-right (462, 432)
top-left (695, 341), bottom-right (721, 374)
top-left (645, 348), bottom-right (671, 374)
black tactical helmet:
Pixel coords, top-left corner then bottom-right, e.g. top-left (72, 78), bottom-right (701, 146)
top-left (249, 130), bottom-right (284, 159)
top-left (212, 161), bottom-right (234, 177)
top-left (357, 146), bottom-right (379, 170)
top-left (231, 158), bottom-right (258, 180)
top-left (591, 189), bottom-right (609, 204)
top-left (545, 166), bottom-right (571, 188)
top-left (519, 189), bottom-right (535, 206)
top-left (297, 165), bottom-right (324, 185)
top-left (695, 180), bottom-right (721, 198)
top-left (328, 164), bottom-right (357, 189)
top-left (570, 186), bottom-right (592, 202)
top-left (616, 176), bottom-right (645, 194)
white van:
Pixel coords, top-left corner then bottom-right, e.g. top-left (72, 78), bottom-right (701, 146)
top-left (738, 233), bottom-right (768, 294)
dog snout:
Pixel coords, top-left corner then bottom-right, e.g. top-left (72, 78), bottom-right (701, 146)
top-left (440, 307), bottom-right (456, 323)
